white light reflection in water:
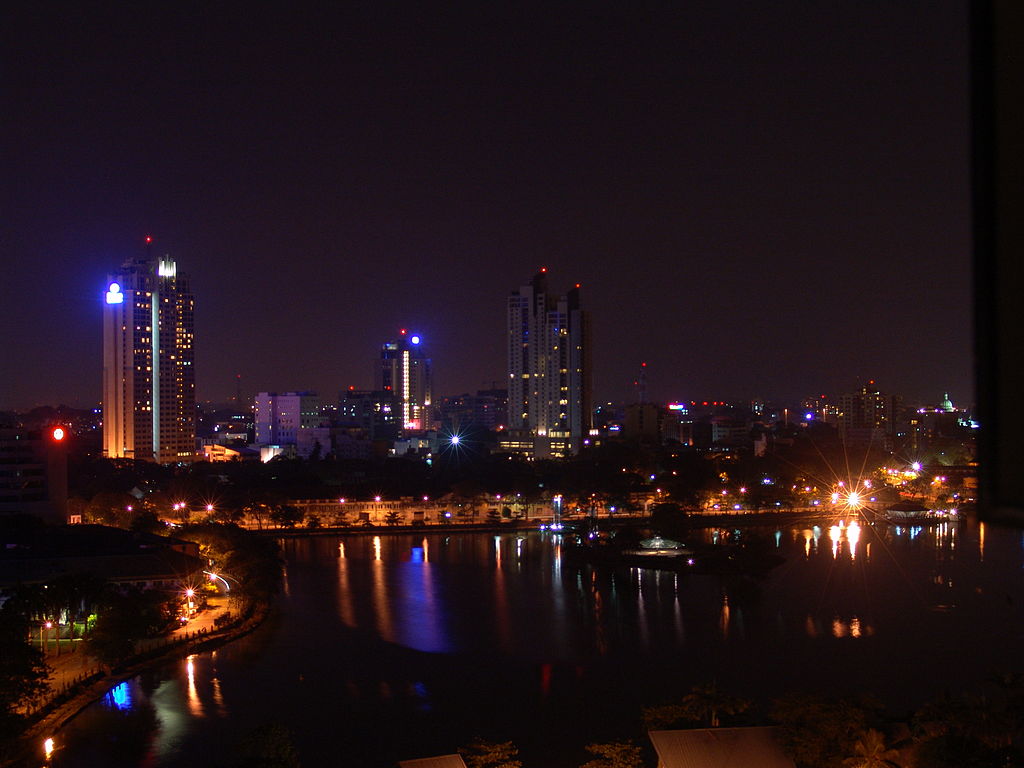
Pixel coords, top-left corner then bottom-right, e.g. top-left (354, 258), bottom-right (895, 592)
top-left (551, 539), bottom-right (566, 640)
top-left (980, 522), bottom-right (986, 561)
top-left (494, 540), bottom-right (512, 653)
top-left (43, 737), bottom-right (54, 760)
top-left (186, 654), bottom-right (203, 716)
top-left (847, 520), bottom-right (861, 560)
top-left (149, 677), bottom-right (188, 759)
top-left (802, 529), bottom-right (813, 557)
top-left (719, 594), bottom-right (730, 639)
top-left (673, 573), bottom-right (684, 639)
top-left (591, 570), bottom-right (607, 656)
top-left (636, 569), bottom-right (650, 650)
top-left (373, 536), bottom-right (382, 561)
top-left (830, 524), bottom-right (841, 559)
top-left (422, 537), bottom-right (429, 563)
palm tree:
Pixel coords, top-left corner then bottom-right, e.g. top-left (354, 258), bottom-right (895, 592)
top-left (843, 729), bottom-right (901, 768)
top-left (679, 682), bottom-right (751, 728)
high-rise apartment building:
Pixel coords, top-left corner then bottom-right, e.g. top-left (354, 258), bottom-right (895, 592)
top-left (254, 391), bottom-right (323, 445)
top-left (504, 269), bottom-right (591, 458)
top-left (837, 380), bottom-right (903, 447)
top-left (102, 249), bottom-right (195, 462)
top-left (376, 330), bottom-right (432, 432)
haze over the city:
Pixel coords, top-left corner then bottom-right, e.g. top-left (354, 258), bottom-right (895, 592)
top-left (3, 3), bottom-right (972, 410)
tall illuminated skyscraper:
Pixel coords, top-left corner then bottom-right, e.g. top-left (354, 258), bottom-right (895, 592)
top-left (377, 329), bottom-right (432, 433)
top-left (505, 269), bottom-right (591, 458)
top-left (102, 243), bottom-right (196, 462)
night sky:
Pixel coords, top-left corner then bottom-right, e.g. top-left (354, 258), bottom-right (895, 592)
top-left (3, 3), bottom-right (972, 411)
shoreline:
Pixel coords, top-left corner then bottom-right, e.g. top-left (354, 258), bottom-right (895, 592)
top-left (256, 510), bottom-right (831, 538)
top-left (5, 600), bottom-right (272, 768)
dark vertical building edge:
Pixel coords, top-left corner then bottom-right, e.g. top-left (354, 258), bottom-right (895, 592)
top-left (973, 0), bottom-right (1024, 522)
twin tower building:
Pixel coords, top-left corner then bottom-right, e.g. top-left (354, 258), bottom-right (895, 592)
top-left (101, 250), bottom-right (591, 463)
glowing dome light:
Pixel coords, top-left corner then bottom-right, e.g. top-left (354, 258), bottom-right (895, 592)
top-left (410, 335), bottom-right (421, 345)
top-left (105, 282), bottom-right (124, 304)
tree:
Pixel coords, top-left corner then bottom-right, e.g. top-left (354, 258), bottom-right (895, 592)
top-left (843, 729), bottom-right (900, 768)
top-left (269, 504), bottom-right (304, 528)
top-left (234, 723), bottom-right (301, 768)
top-left (458, 738), bottom-right (522, 768)
top-left (772, 694), bottom-right (883, 768)
top-left (0, 601), bottom-right (49, 743)
top-left (580, 741), bottom-right (644, 768)
top-left (644, 681), bottom-right (750, 730)
top-left (85, 587), bottom-right (174, 668)
top-left (679, 682), bottom-right (751, 727)
top-left (84, 491), bottom-right (136, 528)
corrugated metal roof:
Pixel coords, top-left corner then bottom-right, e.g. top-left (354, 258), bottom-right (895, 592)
top-left (398, 755), bottom-right (468, 768)
top-left (649, 727), bottom-right (795, 768)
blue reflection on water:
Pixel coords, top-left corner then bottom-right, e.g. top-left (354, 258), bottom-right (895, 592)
top-left (411, 546), bottom-right (424, 563)
top-left (395, 561), bottom-right (451, 653)
top-left (104, 681), bottom-right (132, 710)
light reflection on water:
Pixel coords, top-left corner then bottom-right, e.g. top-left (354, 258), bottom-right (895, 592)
top-left (53, 519), bottom-right (1024, 768)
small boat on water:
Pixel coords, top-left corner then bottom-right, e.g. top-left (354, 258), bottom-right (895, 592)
top-left (878, 502), bottom-right (960, 524)
top-left (563, 531), bottom-right (783, 574)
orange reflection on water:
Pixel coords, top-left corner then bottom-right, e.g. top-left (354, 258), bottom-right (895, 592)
top-left (371, 554), bottom-right (394, 643)
top-left (336, 544), bottom-right (355, 627)
top-left (186, 655), bottom-right (203, 716)
top-left (212, 675), bottom-right (225, 714)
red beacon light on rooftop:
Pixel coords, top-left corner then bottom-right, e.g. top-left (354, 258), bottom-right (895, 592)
top-left (51, 427), bottom-right (65, 441)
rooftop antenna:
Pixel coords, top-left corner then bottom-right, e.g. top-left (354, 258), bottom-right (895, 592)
top-left (635, 362), bottom-right (648, 404)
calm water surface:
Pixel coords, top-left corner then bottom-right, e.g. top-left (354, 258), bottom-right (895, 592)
top-left (45, 519), bottom-right (1024, 767)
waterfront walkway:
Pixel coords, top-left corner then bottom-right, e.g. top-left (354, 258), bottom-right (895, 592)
top-left (26, 596), bottom-right (232, 715)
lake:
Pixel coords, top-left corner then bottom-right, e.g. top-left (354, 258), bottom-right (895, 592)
top-left (44, 517), bottom-right (1024, 767)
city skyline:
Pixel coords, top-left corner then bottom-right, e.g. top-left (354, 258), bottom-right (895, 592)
top-left (3, 3), bottom-right (972, 410)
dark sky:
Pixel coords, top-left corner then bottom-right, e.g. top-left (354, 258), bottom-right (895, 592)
top-left (2, 2), bottom-right (972, 411)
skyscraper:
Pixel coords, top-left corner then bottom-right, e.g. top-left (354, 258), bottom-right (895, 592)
top-left (504, 269), bottom-right (591, 458)
top-left (102, 246), bottom-right (196, 462)
top-left (377, 330), bottom-right (433, 433)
